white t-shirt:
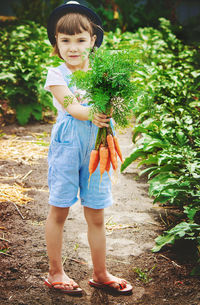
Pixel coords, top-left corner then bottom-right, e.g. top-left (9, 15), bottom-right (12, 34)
top-left (44, 63), bottom-right (88, 112)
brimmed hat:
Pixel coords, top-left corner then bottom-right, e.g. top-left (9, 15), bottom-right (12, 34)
top-left (47, 1), bottom-right (103, 47)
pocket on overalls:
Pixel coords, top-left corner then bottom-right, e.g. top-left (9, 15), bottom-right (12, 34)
top-left (51, 117), bottom-right (78, 168)
top-left (53, 117), bottom-right (74, 144)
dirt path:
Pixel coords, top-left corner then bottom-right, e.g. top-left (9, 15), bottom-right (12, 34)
top-left (0, 123), bottom-right (199, 305)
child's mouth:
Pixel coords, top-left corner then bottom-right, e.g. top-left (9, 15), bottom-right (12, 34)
top-left (69, 55), bottom-right (79, 58)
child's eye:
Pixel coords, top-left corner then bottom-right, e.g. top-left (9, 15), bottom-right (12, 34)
top-left (62, 39), bottom-right (69, 42)
top-left (79, 39), bottom-right (85, 42)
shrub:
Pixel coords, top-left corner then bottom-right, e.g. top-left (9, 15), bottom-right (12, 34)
top-left (104, 19), bottom-right (200, 260)
top-left (0, 21), bottom-right (61, 125)
top-left (12, 0), bottom-right (62, 27)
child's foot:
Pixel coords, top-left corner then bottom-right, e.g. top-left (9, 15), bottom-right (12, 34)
top-left (46, 271), bottom-right (79, 291)
top-left (89, 272), bottom-right (132, 293)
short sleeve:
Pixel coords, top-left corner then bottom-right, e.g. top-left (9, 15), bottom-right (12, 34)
top-left (44, 67), bottom-right (67, 92)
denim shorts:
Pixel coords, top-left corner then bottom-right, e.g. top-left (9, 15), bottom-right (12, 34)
top-left (48, 111), bottom-right (113, 209)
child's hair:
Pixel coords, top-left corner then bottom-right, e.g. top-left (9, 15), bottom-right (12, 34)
top-left (52, 12), bottom-right (102, 59)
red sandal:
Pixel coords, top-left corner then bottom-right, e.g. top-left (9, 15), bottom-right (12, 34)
top-left (44, 279), bottom-right (82, 295)
top-left (88, 278), bottom-right (133, 294)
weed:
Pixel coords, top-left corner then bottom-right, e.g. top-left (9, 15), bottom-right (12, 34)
top-left (133, 265), bottom-right (157, 283)
top-left (73, 243), bottom-right (79, 252)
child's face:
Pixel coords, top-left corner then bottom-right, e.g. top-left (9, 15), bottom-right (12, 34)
top-left (57, 31), bottom-right (96, 68)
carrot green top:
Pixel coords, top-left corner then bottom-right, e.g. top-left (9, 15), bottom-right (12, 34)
top-left (70, 48), bottom-right (142, 128)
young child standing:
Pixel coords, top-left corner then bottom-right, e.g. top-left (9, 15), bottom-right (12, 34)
top-left (44, 0), bottom-right (132, 295)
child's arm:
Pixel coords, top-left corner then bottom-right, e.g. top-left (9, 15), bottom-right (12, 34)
top-left (50, 85), bottom-right (110, 127)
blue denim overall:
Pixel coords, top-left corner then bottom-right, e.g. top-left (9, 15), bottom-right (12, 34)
top-left (48, 64), bottom-right (113, 209)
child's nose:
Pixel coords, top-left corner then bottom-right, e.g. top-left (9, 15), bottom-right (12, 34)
top-left (69, 44), bottom-right (78, 51)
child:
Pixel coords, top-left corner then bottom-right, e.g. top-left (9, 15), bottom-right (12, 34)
top-left (44, 0), bottom-right (132, 295)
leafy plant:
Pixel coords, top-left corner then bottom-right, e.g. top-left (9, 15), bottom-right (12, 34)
top-left (113, 18), bottom-right (200, 255)
top-left (133, 265), bottom-right (156, 283)
top-left (11, 0), bottom-right (63, 27)
top-left (70, 48), bottom-right (142, 127)
top-left (152, 222), bottom-right (200, 253)
top-left (0, 21), bottom-right (60, 125)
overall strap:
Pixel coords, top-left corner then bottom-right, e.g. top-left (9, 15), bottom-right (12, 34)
top-left (57, 64), bottom-right (76, 93)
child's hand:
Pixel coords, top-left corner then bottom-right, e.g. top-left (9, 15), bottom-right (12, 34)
top-left (88, 106), bottom-right (112, 128)
top-left (92, 112), bottom-right (110, 128)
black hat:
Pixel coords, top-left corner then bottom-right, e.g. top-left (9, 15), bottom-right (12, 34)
top-left (47, 1), bottom-right (103, 47)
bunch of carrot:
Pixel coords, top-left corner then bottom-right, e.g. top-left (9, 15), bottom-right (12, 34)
top-left (88, 125), bottom-right (123, 187)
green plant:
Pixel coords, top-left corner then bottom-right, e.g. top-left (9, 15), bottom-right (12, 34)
top-left (0, 21), bottom-right (61, 125)
top-left (133, 265), bottom-right (156, 283)
top-left (152, 222), bottom-right (200, 253)
top-left (73, 243), bottom-right (79, 252)
top-left (12, 0), bottom-right (62, 27)
top-left (112, 18), bottom-right (200, 256)
top-left (71, 48), bottom-right (143, 127)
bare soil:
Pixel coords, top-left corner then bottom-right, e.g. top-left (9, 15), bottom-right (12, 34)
top-left (0, 122), bottom-right (199, 305)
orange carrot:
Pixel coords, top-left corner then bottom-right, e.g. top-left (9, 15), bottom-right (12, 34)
top-left (107, 134), bottom-right (118, 170)
top-left (88, 150), bottom-right (99, 188)
top-left (105, 151), bottom-right (112, 181)
top-left (89, 150), bottom-right (99, 174)
top-left (105, 151), bottom-right (111, 172)
top-left (113, 136), bottom-right (123, 162)
top-left (99, 145), bottom-right (109, 183)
